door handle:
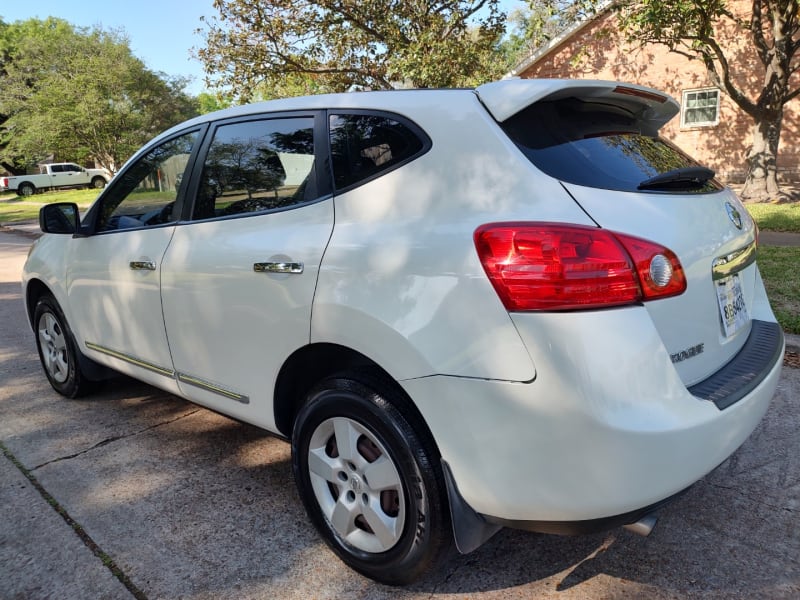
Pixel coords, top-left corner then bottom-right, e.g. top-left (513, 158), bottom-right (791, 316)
top-left (253, 262), bottom-right (304, 274)
top-left (130, 260), bottom-right (156, 271)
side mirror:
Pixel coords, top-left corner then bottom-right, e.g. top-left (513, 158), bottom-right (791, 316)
top-left (40, 202), bottom-right (79, 234)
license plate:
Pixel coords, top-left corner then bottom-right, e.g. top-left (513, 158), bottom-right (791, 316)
top-left (716, 274), bottom-right (749, 338)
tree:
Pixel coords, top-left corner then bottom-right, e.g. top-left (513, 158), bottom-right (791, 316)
top-left (196, 0), bottom-right (507, 100)
top-left (0, 18), bottom-right (28, 174)
top-left (197, 91), bottom-right (234, 114)
top-left (498, 1), bottom-right (604, 75)
top-left (617, 0), bottom-right (800, 201)
top-left (0, 18), bottom-right (199, 173)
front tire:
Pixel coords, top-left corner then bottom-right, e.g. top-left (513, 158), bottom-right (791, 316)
top-left (33, 295), bottom-right (95, 398)
top-left (292, 374), bottom-right (451, 585)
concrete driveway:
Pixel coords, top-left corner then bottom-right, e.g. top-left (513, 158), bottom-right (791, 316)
top-left (1, 229), bottom-right (799, 599)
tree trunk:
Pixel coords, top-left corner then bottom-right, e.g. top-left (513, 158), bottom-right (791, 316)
top-left (0, 161), bottom-right (24, 176)
top-left (740, 109), bottom-right (783, 202)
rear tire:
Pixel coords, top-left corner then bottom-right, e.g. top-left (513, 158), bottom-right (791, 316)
top-left (33, 295), bottom-right (96, 398)
top-left (292, 373), bottom-right (451, 585)
top-left (18, 182), bottom-right (35, 197)
top-left (91, 176), bottom-right (106, 189)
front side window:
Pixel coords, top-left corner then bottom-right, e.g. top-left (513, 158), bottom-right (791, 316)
top-left (329, 113), bottom-right (428, 191)
top-left (191, 117), bottom-right (316, 220)
top-left (96, 130), bottom-right (199, 232)
top-left (681, 88), bottom-right (720, 127)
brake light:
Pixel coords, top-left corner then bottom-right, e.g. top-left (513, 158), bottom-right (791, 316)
top-left (612, 85), bottom-right (669, 104)
top-left (474, 222), bottom-right (686, 311)
top-left (0, 178), bottom-right (7, 187)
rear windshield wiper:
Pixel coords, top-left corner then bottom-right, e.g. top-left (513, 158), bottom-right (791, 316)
top-left (638, 166), bottom-right (715, 191)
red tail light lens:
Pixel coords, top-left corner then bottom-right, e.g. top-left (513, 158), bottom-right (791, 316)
top-left (474, 222), bottom-right (686, 311)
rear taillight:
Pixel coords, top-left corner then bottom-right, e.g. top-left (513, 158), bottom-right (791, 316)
top-left (474, 222), bottom-right (686, 311)
top-left (0, 178), bottom-right (7, 187)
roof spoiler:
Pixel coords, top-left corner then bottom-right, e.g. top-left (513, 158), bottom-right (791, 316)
top-left (475, 79), bottom-right (680, 130)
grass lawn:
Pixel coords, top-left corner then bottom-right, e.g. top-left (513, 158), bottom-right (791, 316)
top-left (745, 202), bottom-right (800, 232)
top-left (0, 188), bottom-right (99, 224)
top-left (742, 202), bottom-right (800, 334)
top-left (757, 246), bottom-right (800, 334)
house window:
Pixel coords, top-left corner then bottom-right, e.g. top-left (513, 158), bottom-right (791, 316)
top-left (681, 88), bottom-right (720, 127)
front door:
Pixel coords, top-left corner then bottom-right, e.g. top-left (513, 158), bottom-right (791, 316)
top-left (66, 130), bottom-right (202, 391)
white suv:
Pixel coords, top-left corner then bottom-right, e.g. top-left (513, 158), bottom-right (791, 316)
top-left (23, 79), bottom-right (784, 584)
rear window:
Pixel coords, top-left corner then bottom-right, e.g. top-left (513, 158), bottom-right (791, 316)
top-left (501, 98), bottom-right (722, 193)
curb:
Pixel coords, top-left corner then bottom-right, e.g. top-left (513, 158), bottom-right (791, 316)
top-left (0, 222), bottom-right (41, 239)
top-left (785, 333), bottom-right (800, 354)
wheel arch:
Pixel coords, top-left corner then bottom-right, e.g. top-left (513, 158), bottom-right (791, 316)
top-left (273, 343), bottom-right (435, 449)
top-left (17, 181), bottom-right (36, 195)
top-left (25, 277), bottom-right (113, 382)
top-left (25, 278), bottom-right (52, 329)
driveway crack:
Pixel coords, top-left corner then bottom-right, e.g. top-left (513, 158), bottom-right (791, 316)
top-left (707, 480), bottom-right (798, 514)
top-left (1, 441), bottom-right (148, 599)
top-left (31, 408), bottom-right (201, 471)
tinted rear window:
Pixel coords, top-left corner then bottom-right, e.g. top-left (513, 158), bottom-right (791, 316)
top-left (329, 113), bottom-right (428, 191)
top-left (501, 98), bottom-right (722, 193)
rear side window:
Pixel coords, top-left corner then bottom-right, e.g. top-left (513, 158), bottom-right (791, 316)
top-left (329, 113), bottom-right (429, 191)
top-left (501, 98), bottom-right (722, 193)
top-left (192, 117), bottom-right (317, 221)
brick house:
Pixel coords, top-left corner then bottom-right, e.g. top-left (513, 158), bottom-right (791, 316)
top-left (509, 1), bottom-right (800, 183)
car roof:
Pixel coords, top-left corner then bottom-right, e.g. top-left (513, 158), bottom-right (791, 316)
top-left (170, 78), bottom-right (678, 132)
top-left (175, 88), bottom-right (473, 130)
top-left (135, 79), bottom-right (679, 168)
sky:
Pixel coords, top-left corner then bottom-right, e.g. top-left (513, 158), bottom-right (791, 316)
top-left (1, 0), bottom-right (525, 97)
top-left (1, 0), bottom-right (216, 95)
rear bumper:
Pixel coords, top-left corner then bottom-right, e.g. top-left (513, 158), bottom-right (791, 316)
top-left (484, 484), bottom-right (691, 536)
top-left (689, 320), bottom-right (784, 409)
top-left (401, 308), bottom-right (784, 524)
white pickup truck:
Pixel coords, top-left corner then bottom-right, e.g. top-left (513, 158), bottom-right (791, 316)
top-left (0, 163), bottom-right (112, 196)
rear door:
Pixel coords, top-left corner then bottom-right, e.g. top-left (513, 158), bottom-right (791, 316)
top-left (46, 164), bottom-right (69, 188)
top-left (563, 184), bottom-right (755, 385)
top-left (489, 82), bottom-right (758, 385)
top-left (160, 112), bottom-right (332, 430)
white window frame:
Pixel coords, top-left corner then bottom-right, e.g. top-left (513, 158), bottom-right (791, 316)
top-left (681, 88), bottom-right (721, 128)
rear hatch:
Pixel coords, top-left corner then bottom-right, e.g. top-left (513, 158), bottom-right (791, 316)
top-left (477, 80), bottom-right (759, 386)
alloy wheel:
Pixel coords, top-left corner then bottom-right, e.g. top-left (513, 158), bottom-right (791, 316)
top-left (307, 416), bottom-right (405, 553)
top-left (38, 312), bottom-right (69, 383)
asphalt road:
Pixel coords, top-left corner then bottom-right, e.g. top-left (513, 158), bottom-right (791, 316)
top-left (1, 229), bottom-right (799, 599)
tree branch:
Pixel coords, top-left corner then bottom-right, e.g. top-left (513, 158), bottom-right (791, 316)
top-left (751, 0), bottom-right (771, 65)
top-left (318, 1), bottom-right (407, 46)
top-left (785, 85), bottom-right (800, 102)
